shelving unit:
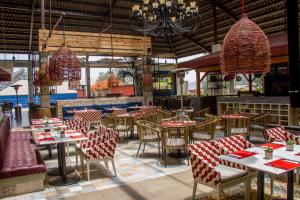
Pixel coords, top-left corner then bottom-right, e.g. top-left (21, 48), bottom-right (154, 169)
top-left (218, 101), bottom-right (291, 126)
top-left (206, 72), bottom-right (230, 96)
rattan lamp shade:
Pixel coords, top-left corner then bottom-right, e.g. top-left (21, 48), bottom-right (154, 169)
top-left (49, 45), bottom-right (81, 81)
top-left (68, 80), bottom-right (81, 90)
top-left (220, 16), bottom-right (271, 74)
top-left (34, 62), bottom-right (62, 86)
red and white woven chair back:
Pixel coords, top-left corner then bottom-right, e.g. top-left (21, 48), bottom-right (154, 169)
top-left (84, 126), bottom-right (118, 160)
top-left (216, 135), bottom-right (253, 171)
top-left (112, 109), bottom-right (127, 116)
top-left (216, 134), bottom-right (254, 154)
top-left (189, 141), bottom-right (221, 186)
top-left (140, 106), bottom-right (158, 115)
top-left (265, 126), bottom-right (299, 144)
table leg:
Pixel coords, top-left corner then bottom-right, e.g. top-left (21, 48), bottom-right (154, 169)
top-left (48, 143), bottom-right (81, 186)
top-left (287, 170), bottom-right (294, 200)
top-left (257, 171), bottom-right (265, 200)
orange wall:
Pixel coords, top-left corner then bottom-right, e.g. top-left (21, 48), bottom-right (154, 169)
top-left (111, 85), bottom-right (135, 96)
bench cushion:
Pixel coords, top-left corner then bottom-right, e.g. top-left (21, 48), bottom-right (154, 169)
top-left (0, 131), bottom-right (46, 179)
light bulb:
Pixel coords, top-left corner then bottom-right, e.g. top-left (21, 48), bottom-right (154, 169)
top-left (190, 1), bottom-right (196, 8)
top-left (160, 0), bottom-right (166, 4)
top-left (152, 2), bottom-right (159, 8)
top-left (166, 1), bottom-right (172, 7)
top-left (178, 0), bottom-right (184, 5)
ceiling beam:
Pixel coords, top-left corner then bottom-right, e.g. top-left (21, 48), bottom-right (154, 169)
top-left (206, 0), bottom-right (238, 21)
top-left (168, 36), bottom-right (177, 58)
top-left (213, 4), bottom-right (218, 43)
top-left (99, 0), bottom-right (119, 32)
top-left (182, 34), bottom-right (210, 52)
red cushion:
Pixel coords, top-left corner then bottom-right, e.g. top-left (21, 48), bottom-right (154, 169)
top-left (0, 131), bottom-right (46, 179)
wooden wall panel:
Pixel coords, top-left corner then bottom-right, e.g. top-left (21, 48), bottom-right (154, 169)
top-left (39, 29), bottom-right (151, 56)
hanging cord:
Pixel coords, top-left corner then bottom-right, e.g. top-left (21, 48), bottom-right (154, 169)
top-left (62, 16), bottom-right (66, 45)
top-left (49, 0), bottom-right (52, 30)
top-left (110, 0), bottom-right (113, 73)
top-left (241, 0), bottom-right (245, 16)
top-left (1, 3), bottom-right (6, 54)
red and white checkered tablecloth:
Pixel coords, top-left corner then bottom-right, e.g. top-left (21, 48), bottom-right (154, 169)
top-left (74, 109), bottom-right (101, 123)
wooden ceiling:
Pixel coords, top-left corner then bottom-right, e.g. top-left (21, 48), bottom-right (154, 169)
top-left (0, 0), bottom-right (290, 58)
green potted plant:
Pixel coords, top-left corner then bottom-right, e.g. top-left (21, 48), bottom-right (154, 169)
top-left (264, 147), bottom-right (273, 159)
top-left (286, 140), bottom-right (295, 151)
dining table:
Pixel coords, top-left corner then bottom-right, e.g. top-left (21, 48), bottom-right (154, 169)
top-left (219, 142), bottom-right (300, 200)
top-left (31, 118), bottom-right (63, 125)
top-left (32, 129), bottom-right (88, 186)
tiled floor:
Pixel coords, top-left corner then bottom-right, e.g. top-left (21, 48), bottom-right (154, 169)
top-left (4, 114), bottom-right (300, 200)
top-left (4, 130), bottom-right (300, 200)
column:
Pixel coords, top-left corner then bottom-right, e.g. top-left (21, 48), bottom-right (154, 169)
top-left (287, 0), bottom-right (300, 125)
top-left (28, 54), bottom-right (34, 103)
top-left (85, 56), bottom-right (91, 98)
top-left (196, 69), bottom-right (201, 96)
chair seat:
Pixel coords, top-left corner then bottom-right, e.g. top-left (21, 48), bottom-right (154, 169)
top-left (250, 124), bottom-right (264, 130)
top-left (114, 125), bottom-right (131, 131)
top-left (215, 164), bottom-right (248, 183)
top-left (194, 117), bottom-right (205, 122)
top-left (230, 128), bottom-right (248, 134)
top-left (166, 138), bottom-right (185, 147)
top-left (81, 147), bottom-right (93, 155)
top-left (192, 131), bottom-right (211, 140)
top-left (142, 134), bottom-right (159, 140)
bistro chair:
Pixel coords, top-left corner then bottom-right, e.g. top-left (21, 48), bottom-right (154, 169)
top-left (191, 118), bottom-right (218, 143)
top-left (2, 102), bottom-right (13, 117)
top-left (157, 108), bottom-right (172, 123)
top-left (193, 107), bottom-right (210, 122)
top-left (264, 126), bottom-right (300, 144)
top-left (102, 114), bottom-right (114, 129)
top-left (189, 141), bottom-right (251, 200)
top-left (226, 116), bottom-right (250, 138)
top-left (135, 120), bottom-right (161, 158)
top-left (112, 109), bottom-right (132, 143)
top-left (249, 113), bottom-right (271, 141)
top-left (78, 126), bottom-right (118, 180)
top-left (161, 124), bottom-right (189, 167)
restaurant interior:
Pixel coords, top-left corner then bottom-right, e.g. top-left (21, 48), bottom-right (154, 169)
top-left (0, 0), bottom-right (300, 199)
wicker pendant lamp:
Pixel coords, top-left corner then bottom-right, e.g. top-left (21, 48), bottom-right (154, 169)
top-left (220, 0), bottom-right (271, 74)
top-left (49, 45), bottom-right (81, 81)
top-left (68, 80), bottom-right (81, 90)
top-left (34, 62), bottom-right (62, 86)
top-left (49, 17), bottom-right (81, 82)
top-left (107, 0), bottom-right (119, 89)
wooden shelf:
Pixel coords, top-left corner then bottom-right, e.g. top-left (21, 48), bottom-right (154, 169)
top-left (218, 101), bottom-right (290, 126)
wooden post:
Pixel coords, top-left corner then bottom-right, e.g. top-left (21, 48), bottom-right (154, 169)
top-left (85, 56), bottom-right (91, 98)
top-left (41, 0), bottom-right (45, 29)
top-left (196, 69), bottom-right (200, 96)
top-left (286, 0), bottom-right (300, 125)
top-left (287, 0), bottom-right (300, 108)
top-left (249, 74), bottom-right (253, 92)
top-left (28, 0), bottom-right (35, 103)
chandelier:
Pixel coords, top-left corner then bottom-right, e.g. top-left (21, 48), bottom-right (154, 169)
top-left (130, 0), bottom-right (200, 37)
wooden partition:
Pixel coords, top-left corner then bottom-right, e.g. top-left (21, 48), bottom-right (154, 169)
top-left (39, 29), bottom-right (151, 56)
